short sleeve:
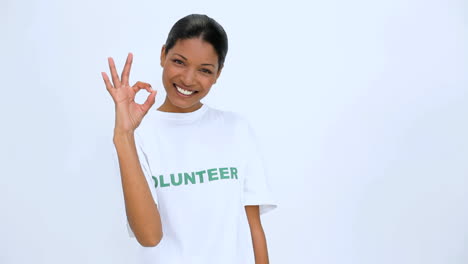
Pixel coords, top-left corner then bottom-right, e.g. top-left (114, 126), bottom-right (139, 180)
top-left (241, 120), bottom-right (278, 215)
top-left (111, 129), bottom-right (159, 237)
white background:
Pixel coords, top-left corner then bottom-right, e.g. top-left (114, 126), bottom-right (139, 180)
top-left (1, 0), bottom-right (467, 263)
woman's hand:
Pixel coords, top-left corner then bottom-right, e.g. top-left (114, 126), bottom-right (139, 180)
top-left (101, 53), bottom-right (157, 134)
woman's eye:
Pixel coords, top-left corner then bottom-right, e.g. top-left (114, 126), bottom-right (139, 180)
top-left (173, 59), bottom-right (184, 65)
top-left (200, 68), bottom-right (213, 74)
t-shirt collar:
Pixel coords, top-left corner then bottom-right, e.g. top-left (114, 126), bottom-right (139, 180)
top-left (154, 103), bottom-right (208, 123)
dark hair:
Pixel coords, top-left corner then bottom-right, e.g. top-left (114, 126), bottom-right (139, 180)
top-left (164, 14), bottom-right (228, 69)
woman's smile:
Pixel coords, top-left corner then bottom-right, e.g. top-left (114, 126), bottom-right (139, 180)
top-left (174, 83), bottom-right (199, 97)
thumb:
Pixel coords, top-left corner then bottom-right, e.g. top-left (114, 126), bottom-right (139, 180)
top-left (141, 90), bottom-right (157, 114)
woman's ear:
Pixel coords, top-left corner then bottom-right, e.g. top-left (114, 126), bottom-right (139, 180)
top-left (160, 45), bottom-right (166, 67)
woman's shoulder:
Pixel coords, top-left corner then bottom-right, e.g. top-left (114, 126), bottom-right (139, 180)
top-left (134, 109), bottom-right (158, 138)
top-left (205, 105), bottom-right (250, 127)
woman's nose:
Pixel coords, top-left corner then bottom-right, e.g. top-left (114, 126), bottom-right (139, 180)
top-left (181, 68), bottom-right (196, 86)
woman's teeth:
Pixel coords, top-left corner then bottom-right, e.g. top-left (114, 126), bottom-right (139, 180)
top-left (176, 85), bottom-right (195, 95)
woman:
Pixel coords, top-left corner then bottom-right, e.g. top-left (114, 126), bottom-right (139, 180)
top-left (102, 14), bottom-right (277, 264)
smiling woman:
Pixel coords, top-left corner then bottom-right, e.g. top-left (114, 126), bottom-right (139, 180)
top-left (102, 14), bottom-right (277, 264)
top-left (157, 14), bottom-right (227, 113)
top-left (159, 38), bottom-right (222, 113)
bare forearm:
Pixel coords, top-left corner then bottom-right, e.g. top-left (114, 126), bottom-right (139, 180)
top-left (251, 226), bottom-right (269, 264)
top-left (114, 132), bottom-right (162, 247)
top-left (245, 206), bottom-right (270, 264)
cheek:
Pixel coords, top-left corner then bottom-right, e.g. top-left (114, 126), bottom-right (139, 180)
top-left (199, 75), bottom-right (217, 89)
top-left (162, 67), bottom-right (178, 83)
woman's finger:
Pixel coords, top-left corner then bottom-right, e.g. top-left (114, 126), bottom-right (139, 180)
top-left (121, 52), bottom-right (133, 86)
top-left (101, 72), bottom-right (114, 92)
top-left (132, 81), bottom-right (153, 94)
top-left (108, 57), bottom-right (121, 88)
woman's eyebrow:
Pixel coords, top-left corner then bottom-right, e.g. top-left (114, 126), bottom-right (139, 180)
top-left (174, 53), bottom-right (188, 60)
top-left (201, 63), bottom-right (215, 68)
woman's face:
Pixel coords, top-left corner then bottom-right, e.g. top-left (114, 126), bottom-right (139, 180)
top-left (159, 37), bottom-right (222, 113)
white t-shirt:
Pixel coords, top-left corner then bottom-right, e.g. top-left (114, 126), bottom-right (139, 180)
top-left (113, 103), bottom-right (277, 264)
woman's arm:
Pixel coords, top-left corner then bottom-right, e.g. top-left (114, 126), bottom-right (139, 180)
top-left (114, 132), bottom-right (163, 247)
top-left (245, 205), bottom-right (270, 264)
top-left (102, 53), bottom-right (161, 247)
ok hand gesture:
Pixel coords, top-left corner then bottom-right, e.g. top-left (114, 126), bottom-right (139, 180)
top-left (101, 53), bottom-right (157, 134)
